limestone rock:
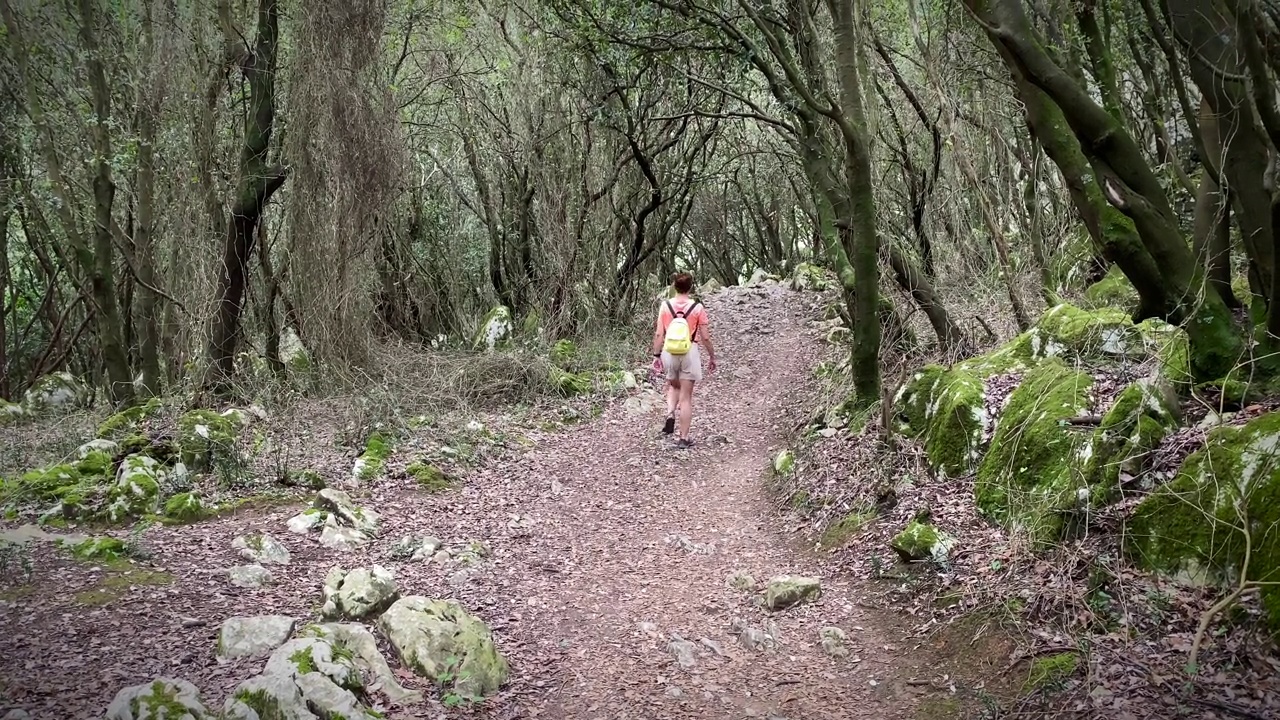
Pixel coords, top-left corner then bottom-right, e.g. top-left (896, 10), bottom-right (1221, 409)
top-left (227, 564), bottom-right (273, 588)
top-left (76, 438), bottom-right (119, 459)
top-left (730, 617), bottom-right (776, 652)
top-left (302, 622), bottom-right (424, 705)
top-left (105, 677), bottom-right (210, 720)
top-left (772, 450), bottom-right (795, 476)
top-left (23, 371), bottom-right (90, 413)
top-left (762, 575), bottom-right (821, 611)
top-left (105, 455), bottom-right (166, 523)
top-left (889, 521), bottom-right (955, 563)
top-left (379, 596), bottom-right (509, 699)
top-left (216, 615), bottom-right (297, 662)
top-left (319, 521), bottom-right (369, 551)
top-left (668, 637), bottom-right (697, 669)
top-left (820, 626), bottom-right (849, 658)
top-left (231, 533), bottom-right (291, 565)
top-left (320, 565), bottom-right (399, 620)
top-left (473, 306), bottom-right (513, 351)
top-left (314, 489), bottom-right (379, 534)
top-left (286, 509), bottom-right (326, 535)
top-left (725, 570), bottom-right (756, 591)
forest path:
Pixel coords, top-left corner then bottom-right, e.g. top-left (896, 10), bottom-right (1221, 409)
top-left (459, 283), bottom-right (926, 719)
top-left (0, 283), bottom-right (934, 720)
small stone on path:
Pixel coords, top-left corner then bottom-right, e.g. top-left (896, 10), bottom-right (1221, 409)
top-left (820, 626), bottom-right (849, 658)
top-left (668, 637), bottom-right (698, 669)
top-left (227, 564), bottom-right (273, 588)
top-left (763, 575), bottom-right (821, 610)
top-left (321, 565), bottom-right (399, 620)
top-left (231, 533), bottom-right (290, 565)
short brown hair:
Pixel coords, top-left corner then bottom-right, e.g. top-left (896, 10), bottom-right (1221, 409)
top-left (672, 272), bottom-right (694, 294)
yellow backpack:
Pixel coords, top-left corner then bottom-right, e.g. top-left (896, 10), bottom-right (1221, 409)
top-left (662, 300), bottom-right (700, 355)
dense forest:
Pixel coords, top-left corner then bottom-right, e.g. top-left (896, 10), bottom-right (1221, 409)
top-left (6, 0), bottom-right (1280, 718)
top-left (5, 0), bottom-right (1270, 407)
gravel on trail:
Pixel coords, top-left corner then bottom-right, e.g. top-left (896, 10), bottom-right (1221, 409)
top-left (0, 283), bottom-right (931, 719)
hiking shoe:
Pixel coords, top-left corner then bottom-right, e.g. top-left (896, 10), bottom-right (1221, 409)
top-left (662, 416), bottom-right (675, 434)
top-left (675, 438), bottom-right (695, 449)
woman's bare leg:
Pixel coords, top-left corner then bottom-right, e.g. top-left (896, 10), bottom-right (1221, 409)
top-left (677, 380), bottom-right (695, 440)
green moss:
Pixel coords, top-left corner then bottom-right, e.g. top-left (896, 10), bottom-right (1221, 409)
top-left (163, 492), bottom-right (207, 523)
top-left (407, 461), bottom-right (455, 493)
top-left (550, 339), bottom-right (578, 369)
top-left (97, 398), bottom-right (162, 438)
top-left (290, 647), bottom-right (318, 674)
top-left (1023, 652), bottom-right (1079, 692)
top-left (890, 520), bottom-right (955, 562)
top-left (177, 409), bottom-right (238, 468)
top-left (820, 510), bottom-right (875, 549)
top-left (132, 679), bottom-right (194, 718)
top-left (286, 468), bottom-right (326, 490)
top-left (975, 359), bottom-right (1092, 547)
top-left (355, 433), bottom-right (394, 480)
top-left (234, 688), bottom-right (285, 719)
top-left (550, 367), bottom-right (593, 397)
top-left (772, 449), bottom-right (795, 476)
top-left (1126, 411), bottom-right (1280, 628)
top-left (74, 588), bottom-right (120, 606)
top-left (1083, 378), bottom-right (1179, 504)
top-left (893, 365), bottom-right (988, 476)
top-left (1196, 377), bottom-right (1253, 408)
top-left (1082, 265), bottom-right (1137, 313)
top-left (70, 536), bottom-right (128, 560)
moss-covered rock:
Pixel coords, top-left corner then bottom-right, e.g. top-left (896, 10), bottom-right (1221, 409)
top-left (407, 461), bottom-right (454, 493)
top-left (1126, 411), bottom-right (1280, 627)
top-left (1, 400), bottom-right (28, 425)
top-left (1082, 377), bottom-right (1180, 504)
top-left (98, 398), bottom-right (163, 439)
top-left (1082, 265), bottom-right (1138, 313)
top-left (761, 575), bottom-right (822, 610)
top-left (772, 449), bottom-right (795, 476)
top-left (473, 306), bottom-right (513, 351)
top-left (69, 535), bottom-right (129, 560)
top-left (890, 520), bottom-right (955, 562)
top-left (379, 596), bottom-right (509, 700)
top-left (105, 455), bottom-right (166, 523)
top-left (163, 492), bottom-right (207, 523)
top-left (791, 262), bottom-right (831, 291)
top-left (975, 359), bottom-right (1092, 546)
top-left (353, 432), bottom-right (392, 482)
top-left (105, 677), bottom-right (212, 720)
top-left (177, 409), bottom-right (239, 468)
top-left (997, 303), bottom-right (1190, 385)
top-left (893, 365), bottom-right (988, 476)
top-left (22, 371), bottom-right (90, 414)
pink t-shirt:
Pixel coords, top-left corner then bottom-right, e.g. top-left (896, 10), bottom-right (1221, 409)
top-left (657, 297), bottom-right (708, 339)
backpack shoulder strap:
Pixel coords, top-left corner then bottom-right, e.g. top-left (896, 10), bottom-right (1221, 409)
top-left (664, 299), bottom-right (678, 318)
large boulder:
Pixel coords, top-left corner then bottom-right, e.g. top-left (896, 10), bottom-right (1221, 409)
top-left (105, 677), bottom-right (211, 720)
top-left (1082, 376), bottom-right (1181, 504)
top-left (320, 566), bottom-right (398, 620)
top-left (894, 364), bottom-right (989, 477)
top-left (975, 358), bottom-right (1092, 547)
top-left (472, 306), bottom-right (513, 351)
top-left (216, 615), bottom-right (297, 662)
top-left (790, 262), bottom-right (832, 291)
top-left (1126, 411), bottom-right (1280, 628)
top-left (378, 596), bottom-right (509, 700)
top-left (22, 371), bottom-right (90, 414)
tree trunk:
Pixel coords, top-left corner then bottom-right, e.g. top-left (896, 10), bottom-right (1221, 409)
top-left (77, 0), bottom-right (134, 406)
top-left (828, 0), bottom-right (881, 404)
top-left (134, 0), bottom-right (163, 397)
top-left (203, 0), bottom-right (286, 395)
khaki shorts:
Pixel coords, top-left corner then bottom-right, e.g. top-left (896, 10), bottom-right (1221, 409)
top-left (661, 344), bottom-right (703, 382)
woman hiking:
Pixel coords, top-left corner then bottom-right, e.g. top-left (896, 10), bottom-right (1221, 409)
top-left (650, 272), bottom-right (717, 448)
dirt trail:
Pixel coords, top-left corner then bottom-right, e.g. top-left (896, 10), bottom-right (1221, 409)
top-left (448, 283), bottom-right (924, 719)
top-left (0, 284), bottom-right (929, 720)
